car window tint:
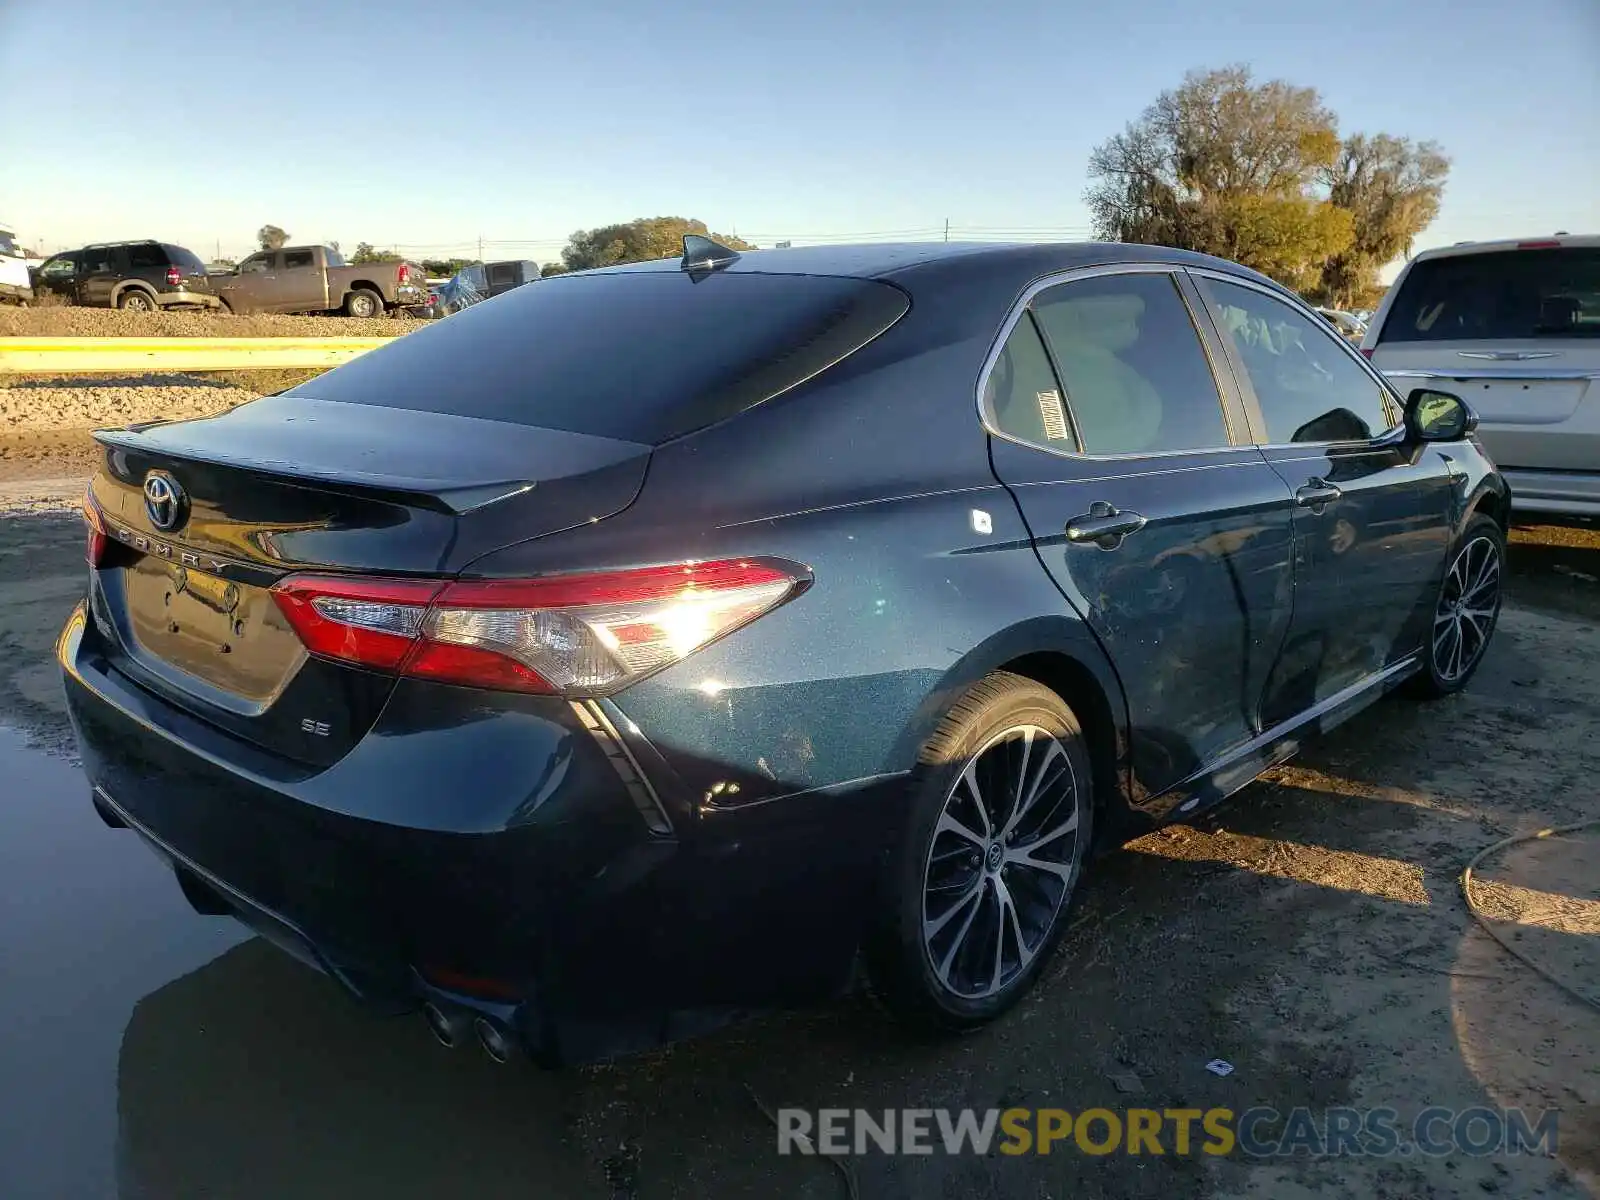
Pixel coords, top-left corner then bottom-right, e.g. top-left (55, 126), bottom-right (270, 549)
top-left (240, 255), bottom-right (271, 273)
top-left (283, 249), bottom-right (314, 269)
top-left (40, 257), bottom-right (75, 278)
top-left (488, 263), bottom-right (516, 286)
top-left (290, 270), bottom-right (910, 443)
top-left (1203, 278), bottom-right (1394, 444)
top-left (126, 243), bottom-right (165, 269)
top-left (1030, 273), bottom-right (1228, 454)
top-left (82, 248), bottom-right (116, 273)
top-left (163, 246), bottom-right (204, 272)
top-left (1380, 248), bottom-right (1600, 342)
top-left (984, 313), bottom-right (1077, 450)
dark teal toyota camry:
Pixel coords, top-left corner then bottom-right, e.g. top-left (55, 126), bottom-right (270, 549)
top-left (59, 238), bottom-right (1508, 1064)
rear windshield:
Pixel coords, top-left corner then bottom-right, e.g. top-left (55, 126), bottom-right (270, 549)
top-left (1380, 247), bottom-right (1600, 342)
top-left (289, 269), bottom-right (910, 443)
top-left (163, 245), bottom-right (205, 272)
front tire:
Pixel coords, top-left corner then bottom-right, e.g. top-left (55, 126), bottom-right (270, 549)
top-left (868, 672), bottom-right (1093, 1031)
top-left (344, 288), bottom-right (383, 318)
top-left (1405, 513), bottom-right (1505, 699)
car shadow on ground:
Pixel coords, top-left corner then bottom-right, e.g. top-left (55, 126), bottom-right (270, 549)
top-left (113, 640), bottom-right (1599, 1200)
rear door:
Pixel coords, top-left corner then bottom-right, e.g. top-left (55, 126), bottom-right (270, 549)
top-left (77, 245), bottom-right (121, 306)
top-left (985, 265), bottom-right (1298, 816)
top-left (276, 247), bottom-right (328, 311)
top-left (1193, 270), bottom-right (1454, 717)
top-left (1368, 245), bottom-right (1600, 479)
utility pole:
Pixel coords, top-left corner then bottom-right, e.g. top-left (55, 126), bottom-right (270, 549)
top-left (477, 234), bottom-right (483, 262)
top-left (943, 218), bottom-right (949, 243)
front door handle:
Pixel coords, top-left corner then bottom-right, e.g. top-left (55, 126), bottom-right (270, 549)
top-left (1066, 501), bottom-right (1147, 550)
top-left (1294, 478), bottom-right (1343, 508)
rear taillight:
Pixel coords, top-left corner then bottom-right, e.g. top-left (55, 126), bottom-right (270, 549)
top-left (165, 265), bottom-right (182, 286)
top-left (271, 559), bottom-right (808, 696)
top-left (397, 263), bottom-right (412, 284)
top-left (83, 490), bottom-right (108, 567)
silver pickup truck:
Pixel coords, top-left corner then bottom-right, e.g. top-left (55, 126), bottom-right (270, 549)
top-left (211, 244), bottom-right (428, 317)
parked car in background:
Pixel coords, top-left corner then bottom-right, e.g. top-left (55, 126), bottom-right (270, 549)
top-left (0, 226), bottom-right (33, 304)
top-left (61, 238), bottom-right (1506, 1066)
top-left (1315, 307), bottom-right (1366, 342)
top-left (210, 244), bottom-right (428, 317)
top-left (425, 259), bottom-right (540, 318)
top-left (1364, 234), bottom-right (1600, 520)
top-left (29, 241), bottom-right (217, 311)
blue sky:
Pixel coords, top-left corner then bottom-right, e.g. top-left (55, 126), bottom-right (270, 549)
top-left (2, 0), bottom-right (1596, 266)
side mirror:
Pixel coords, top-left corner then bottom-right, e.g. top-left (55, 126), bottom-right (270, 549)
top-left (1405, 388), bottom-right (1476, 442)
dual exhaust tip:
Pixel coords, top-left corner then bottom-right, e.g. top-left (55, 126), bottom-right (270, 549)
top-left (421, 1001), bottom-right (518, 1064)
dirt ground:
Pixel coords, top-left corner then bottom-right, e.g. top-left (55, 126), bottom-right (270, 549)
top-left (0, 371), bottom-right (321, 487)
top-left (0, 306), bottom-right (417, 339)
top-left (0, 512), bottom-right (1596, 1199)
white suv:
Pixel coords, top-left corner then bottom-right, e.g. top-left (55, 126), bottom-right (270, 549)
top-left (0, 227), bottom-right (33, 305)
top-left (1363, 235), bottom-right (1599, 520)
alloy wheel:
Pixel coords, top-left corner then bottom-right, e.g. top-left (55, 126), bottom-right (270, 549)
top-left (921, 724), bottom-right (1085, 1000)
top-left (1433, 534), bottom-right (1501, 683)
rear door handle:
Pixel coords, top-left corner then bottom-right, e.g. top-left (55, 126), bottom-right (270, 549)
top-left (1294, 479), bottom-right (1342, 508)
top-left (1066, 501), bottom-right (1146, 549)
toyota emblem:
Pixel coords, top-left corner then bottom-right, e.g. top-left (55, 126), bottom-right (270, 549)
top-left (143, 471), bottom-right (187, 531)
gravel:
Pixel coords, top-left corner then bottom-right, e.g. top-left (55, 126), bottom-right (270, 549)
top-left (0, 307), bottom-right (417, 339)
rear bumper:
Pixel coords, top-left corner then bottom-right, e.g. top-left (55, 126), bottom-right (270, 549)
top-left (0, 281), bottom-right (32, 302)
top-left (156, 288), bottom-right (221, 309)
top-left (57, 603), bottom-right (888, 1063)
top-left (1499, 468), bottom-right (1600, 519)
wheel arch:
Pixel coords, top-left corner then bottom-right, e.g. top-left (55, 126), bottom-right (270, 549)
top-left (1466, 479), bottom-right (1511, 533)
top-left (888, 619), bottom-right (1132, 849)
top-left (113, 281), bottom-right (157, 307)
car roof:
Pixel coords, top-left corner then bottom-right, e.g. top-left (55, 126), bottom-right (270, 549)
top-left (1409, 234), bottom-right (1600, 262)
top-left (585, 239), bottom-right (1285, 293)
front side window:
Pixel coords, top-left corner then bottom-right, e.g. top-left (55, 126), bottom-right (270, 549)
top-left (82, 247), bottom-right (117, 274)
top-left (1202, 277), bottom-right (1395, 445)
top-left (39, 255), bottom-right (76, 279)
top-left (1030, 272), bottom-right (1230, 455)
top-left (239, 254), bottom-right (272, 274)
top-left (984, 313), bottom-right (1077, 450)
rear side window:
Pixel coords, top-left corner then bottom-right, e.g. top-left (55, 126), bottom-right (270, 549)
top-left (985, 314), bottom-right (1078, 451)
top-left (1030, 272), bottom-right (1230, 455)
top-left (1380, 248), bottom-right (1600, 342)
top-left (290, 270), bottom-right (910, 443)
top-left (283, 249), bottom-right (315, 269)
top-left (126, 243), bottom-right (165, 269)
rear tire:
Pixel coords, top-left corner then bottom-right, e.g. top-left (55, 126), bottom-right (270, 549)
top-left (344, 288), bottom-right (383, 318)
top-left (117, 289), bottom-right (156, 312)
top-left (867, 671), bottom-right (1093, 1031)
top-left (1404, 513), bottom-right (1505, 699)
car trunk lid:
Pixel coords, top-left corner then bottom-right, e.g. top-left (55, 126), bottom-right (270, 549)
top-left (87, 393), bottom-right (651, 765)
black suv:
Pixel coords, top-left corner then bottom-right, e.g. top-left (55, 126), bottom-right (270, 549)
top-left (31, 241), bottom-right (218, 311)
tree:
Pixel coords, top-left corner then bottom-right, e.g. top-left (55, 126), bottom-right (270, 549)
top-left (257, 224), bottom-right (289, 251)
top-left (560, 217), bottom-right (755, 272)
top-left (421, 258), bottom-right (479, 278)
top-left (1313, 134), bottom-right (1449, 309)
top-left (1085, 66), bottom-right (1364, 291)
top-left (540, 262), bottom-right (569, 278)
top-left (351, 242), bottom-right (402, 264)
